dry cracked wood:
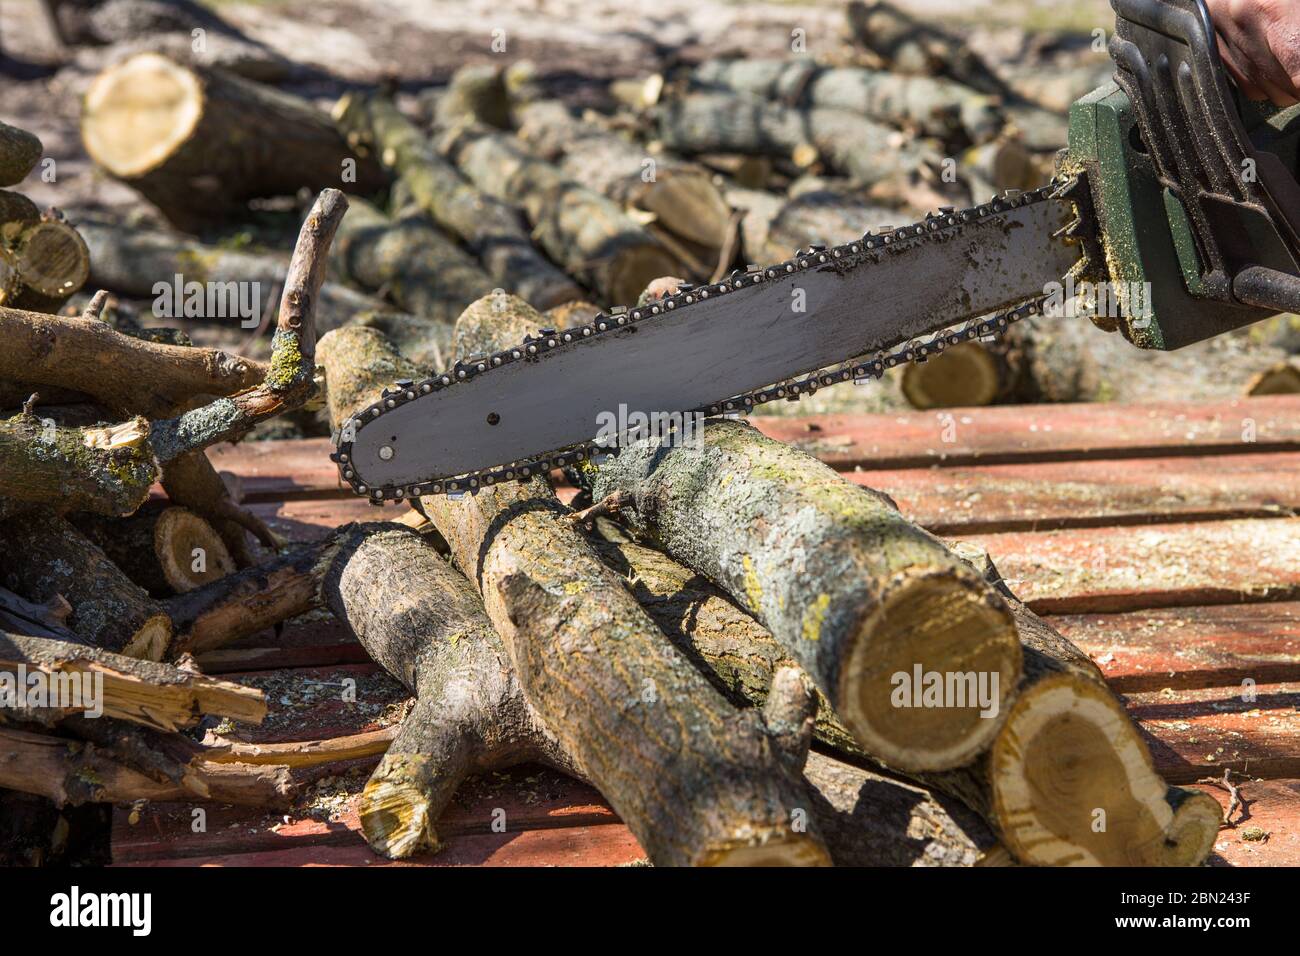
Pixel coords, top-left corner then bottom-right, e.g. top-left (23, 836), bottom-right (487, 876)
top-left (584, 417), bottom-right (1022, 772)
top-left (319, 299), bottom-right (831, 866)
top-left (80, 52), bottom-right (384, 229)
top-left (0, 629), bottom-right (265, 731)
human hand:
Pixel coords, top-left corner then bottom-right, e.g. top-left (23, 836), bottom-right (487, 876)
top-left (1205, 0), bottom-right (1300, 105)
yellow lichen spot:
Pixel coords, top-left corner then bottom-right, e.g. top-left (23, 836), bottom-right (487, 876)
top-left (802, 593), bottom-right (831, 642)
top-left (741, 555), bottom-right (763, 610)
top-left (563, 580), bottom-right (589, 595)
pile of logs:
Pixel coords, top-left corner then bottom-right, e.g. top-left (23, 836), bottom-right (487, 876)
top-left (0, 2), bottom-right (1232, 866)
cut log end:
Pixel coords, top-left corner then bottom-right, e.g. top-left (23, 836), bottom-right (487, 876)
top-left (358, 753), bottom-right (442, 859)
top-left (83, 53), bottom-right (204, 178)
top-left (154, 506), bottom-right (236, 592)
top-left (696, 831), bottom-right (832, 867)
top-left (900, 341), bottom-right (1001, 409)
top-left (120, 612), bottom-right (173, 662)
top-left (839, 568), bottom-right (1020, 771)
top-left (990, 674), bottom-right (1220, 866)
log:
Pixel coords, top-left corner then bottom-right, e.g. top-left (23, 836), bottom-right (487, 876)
top-left (438, 124), bottom-right (680, 306)
top-left (1246, 358), bottom-right (1300, 395)
top-left (656, 92), bottom-right (937, 188)
top-left (322, 300), bottom-right (831, 866)
top-left (0, 629), bottom-right (265, 730)
top-left (0, 510), bottom-right (172, 659)
top-left (0, 725), bottom-right (293, 808)
top-left (332, 91), bottom-right (582, 310)
top-left (585, 416), bottom-right (1022, 772)
top-left (0, 585), bottom-right (80, 643)
top-left (0, 410), bottom-right (156, 520)
top-left (80, 53), bottom-right (385, 229)
top-left (435, 63), bottom-right (511, 128)
top-left (72, 502), bottom-right (234, 597)
top-left (515, 101), bottom-right (733, 252)
top-left (321, 522), bottom-right (571, 859)
top-left (844, 0), bottom-right (1012, 99)
top-left (760, 188), bottom-right (898, 263)
top-left (332, 197), bottom-right (492, 328)
top-left (0, 121), bottom-right (42, 187)
top-left (587, 517), bottom-right (1216, 865)
top-left (76, 218), bottom-right (388, 333)
top-left (351, 311), bottom-right (451, 372)
top-left (0, 217), bottom-right (91, 313)
top-left (0, 189), bottom-right (40, 226)
top-left (922, 543), bottom-right (1221, 866)
top-left (691, 58), bottom-right (1003, 145)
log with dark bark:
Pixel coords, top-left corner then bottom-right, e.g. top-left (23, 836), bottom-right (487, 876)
top-left (584, 416), bottom-right (1022, 772)
top-left (515, 100), bottom-right (734, 253)
top-left (656, 92), bottom-right (937, 188)
top-left (72, 501), bottom-right (234, 597)
top-left (320, 300), bottom-right (831, 866)
top-left (0, 629), bottom-right (265, 730)
top-left (0, 189), bottom-right (40, 227)
top-left (333, 197), bottom-right (492, 328)
top-left (333, 91), bottom-right (582, 310)
top-left (80, 53), bottom-right (384, 230)
top-left (76, 218), bottom-right (388, 333)
top-left (0, 121), bottom-right (42, 187)
top-left (438, 125), bottom-right (680, 306)
top-left (759, 188), bottom-right (898, 263)
top-left (0, 510), bottom-right (172, 658)
top-left (691, 58), bottom-right (1003, 145)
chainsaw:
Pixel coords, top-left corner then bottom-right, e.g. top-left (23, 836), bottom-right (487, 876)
top-left (333, 0), bottom-right (1300, 503)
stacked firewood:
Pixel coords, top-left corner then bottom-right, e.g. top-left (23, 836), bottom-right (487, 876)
top-left (0, 2), bottom-right (1229, 866)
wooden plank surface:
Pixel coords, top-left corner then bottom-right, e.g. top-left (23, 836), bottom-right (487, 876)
top-left (754, 396), bottom-right (1300, 469)
top-left (111, 765), bottom-right (621, 864)
top-left (1195, 778), bottom-right (1300, 867)
top-left (957, 517), bottom-right (1300, 613)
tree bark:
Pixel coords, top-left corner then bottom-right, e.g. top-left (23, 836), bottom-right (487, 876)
top-left (656, 92), bottom-right (937, 188)
top-left (72, 501), bottom-right (234, 597)
top-left (319, 300), bottom-right (831, 866)
top-left (691, 58), bottom-right (1003, 145)
top-left (0, 121), bottom-right (42, 188)
top-left (76, 218), bottom-right (387, 334)
top-left (0, 510), bottom-right (172, 659)
top-left (435, 63), bottom-right (511, 128)
top-left (333, 197), bottom-right (492, 328)
top-left (438, 124), bottom-right (680, 306)
top-left (0, 629), bottom-right (265, 731)
top-left (80, 53), bottom-right (385, 230)
top-left (515, 100), bottom-right (733, 252)
top-left (333, 90), bottom-right (582, 310)
top-left (759, 188), bottom-right (898, 263)
top-left (584, 417), bottom-right (1022, 773)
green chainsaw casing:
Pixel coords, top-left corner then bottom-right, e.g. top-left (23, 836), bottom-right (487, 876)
top-left (1063, 80), bottom-right (1298, 349)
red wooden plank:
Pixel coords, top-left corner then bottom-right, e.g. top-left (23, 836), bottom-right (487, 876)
top-left (1049, 603), bottom-right (1300, 692)
top-left (1127, 681), bottom-right (1300, 784)
top-left (753, 395), bottom-right (1300, 469)
top-left (1194, 778), bottom-right (1300, 867)
top-left (854, 453), bottom-right (1300, 534)
top-left (957, 517), bottom-right (1300, 613)
top-left (114, 823), bottom-right (644, 867)
top-left (111, 765), bottom-right (618, 863)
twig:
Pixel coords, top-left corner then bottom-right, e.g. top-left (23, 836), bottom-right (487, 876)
top-left (567, 489), bottom-right (631, 528)
top-left (148, 189), bottom-right (348, 462)
top-left (1197, 768), bottom-right (1244, 826)
top-left (80, 289), bottom-right (111, 322)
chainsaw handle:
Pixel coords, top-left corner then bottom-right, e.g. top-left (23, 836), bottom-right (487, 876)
top-left (1109, 0), bottom-right (1300, 314)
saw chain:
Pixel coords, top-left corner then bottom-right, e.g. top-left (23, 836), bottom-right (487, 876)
top-left (333, 178), bottom-right (1087, 502)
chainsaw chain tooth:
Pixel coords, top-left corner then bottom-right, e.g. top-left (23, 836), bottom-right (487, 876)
top-left (334, 180), bottom-right (1085, 500)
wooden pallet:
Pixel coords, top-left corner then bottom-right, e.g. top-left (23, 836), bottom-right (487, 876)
top-left (112, 395), bottom-right (1300, 867)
